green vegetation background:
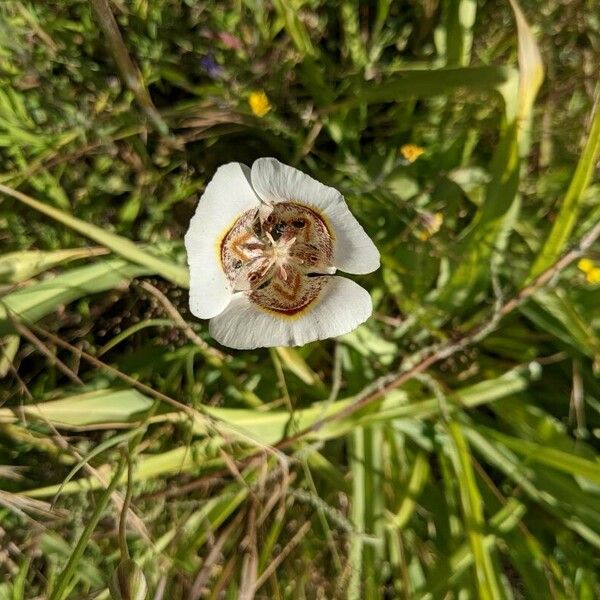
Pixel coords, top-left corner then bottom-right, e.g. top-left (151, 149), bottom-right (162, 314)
top-left (1, 0), bottom-right (599, 598)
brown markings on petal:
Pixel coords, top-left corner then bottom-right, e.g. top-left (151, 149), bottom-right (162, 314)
top-left (273, 269), bottom-right (301, 301)
top-left (251, 269), bottom-right (329, 316)
top-left (221, 202), bottom-right (334, 315)
top-left (221, 208), bottom-right (262, 281)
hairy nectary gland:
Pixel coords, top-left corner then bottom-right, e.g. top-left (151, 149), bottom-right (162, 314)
top-left (221, 202), bottom-right (334, 314)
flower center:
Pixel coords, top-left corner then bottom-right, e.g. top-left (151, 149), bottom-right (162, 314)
top-left (221, 202), bottom-right (334, 313)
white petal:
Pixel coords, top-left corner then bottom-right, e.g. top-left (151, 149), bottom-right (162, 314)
top-left (209, 276), bottom-right (372, 349)
top-left (251, 157), bottom-right (380, 274)
top-left (185, 162), bottom-right (261, 319)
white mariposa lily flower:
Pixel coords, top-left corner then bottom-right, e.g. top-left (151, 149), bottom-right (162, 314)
top-left (185, 157), bottom-right (379, 349)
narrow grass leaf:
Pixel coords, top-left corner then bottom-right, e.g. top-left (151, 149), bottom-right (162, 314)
top-left (448, 422), bottom-right (503, 600)
top-left (435, 0), bottom-right (543, 311)
top-left (0, 184), bottom-right (188, 287)
top-left (0, 258), bottom-right (150, 336)
top-left (0, 248), bottom-right (109, 284)
top-left (48, 458), bottom-right (126, 600)
top-left (389, 451), bottom-right (430, 530)
top-left (529, 86), bottom-right (600, 278)
top-left (483, 429), bottom-right (600, 484)
top-left (335, 66), bottom-right (518, 112)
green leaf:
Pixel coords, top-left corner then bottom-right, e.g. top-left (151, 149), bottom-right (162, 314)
top-left (484, 429), bottom-right (600, 485)
top-left (434, 0), bottom-right (543, 311)
top-left (0, 258), bottom-right (150, 336)
top-left (447, 422), bottom-right (504, 600)
top-left (48, 459), bottom-right (126, 600)
top-left (272, 0), bottom-right (317, 58)
top-left (336, 66), bottom-right (518, 113)
top-left (0, 389), bottom-right (153, 427)
top-left (529, 86), bottom-right (600, 278)
top-left (388, 450), bottom-right (430, 530)
top-left (0, 184), bottom-right (189, 287)
top-left (0, 248), bottom-right (109, 284)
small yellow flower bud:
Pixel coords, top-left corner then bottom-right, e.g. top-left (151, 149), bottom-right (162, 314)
top-left (109, 559), bottom-right (148, 600)
top-left (586, 268), bottom-right (600, 285)
top-left (418, 211), bottom-right (443, 240)
top-left (577, 258), bottom-right (595, 273)
top-left (400, 144), bottom-right (425, 163)
top-left (248, 91), bottom-right (271, 117)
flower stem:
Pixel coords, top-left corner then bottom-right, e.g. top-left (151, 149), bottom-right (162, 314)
top-left (89, 0), bottom-right (169, 136)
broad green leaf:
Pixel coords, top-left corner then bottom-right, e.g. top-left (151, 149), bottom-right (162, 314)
top-left (0, 389), bottom-right (153, 427)
top-left (2, 365), bottom-right (536, 439)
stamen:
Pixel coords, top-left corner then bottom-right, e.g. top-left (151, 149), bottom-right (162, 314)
top-left (279, 265), bottom-right (288, 281)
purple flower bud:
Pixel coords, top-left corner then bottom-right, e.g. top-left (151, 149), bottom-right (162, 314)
top-left (200, 55), bottom-right (224, 79)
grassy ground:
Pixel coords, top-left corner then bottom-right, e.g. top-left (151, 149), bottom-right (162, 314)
top-left (1, 0), bottom-right (600, 598)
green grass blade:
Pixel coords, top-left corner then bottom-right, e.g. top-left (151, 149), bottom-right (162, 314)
top-left (483, 429), bottom-right (600, 485)
top-left (48, 458), bottom-right (126, 600)
top-left (51, 430), bottom-right (139, 506)
top-left (529, 86), bottom-right (600, 278)
top-left (0, 184), bottom-right (188, 287)
top-left (0, 248), bottom-right (108, 284)
top-left (444, 0), bottom-right (477, 67)
top-left (348, 427), bottom-right (365, 600)
top-left (448, 422), bottom-right (503, 600)
top-left (335, 66), bottom-right (517, 112)
top-left (388, 451), bottom-right (430, 530)
top-left (0, 258), bottom-right (150, 336)
top-left (341, 0), bottom-right (368, 69)
top-left (272, 0), bottom-right (317, 58)
top-left (435, 0), bottom-right (543, 311)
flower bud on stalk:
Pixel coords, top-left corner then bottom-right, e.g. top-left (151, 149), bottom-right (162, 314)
top-left (109, 559), bottom-right (148, 600)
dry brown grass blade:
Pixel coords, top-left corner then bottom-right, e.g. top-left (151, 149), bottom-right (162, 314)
top-left (251, 519), bottom-right (312, 594)
top-left (8, 313), bottom-right (83, 385)
top-left (89, 0), bottom-right (169, 136)
top-left (188, 512), bottom-right (245, 600)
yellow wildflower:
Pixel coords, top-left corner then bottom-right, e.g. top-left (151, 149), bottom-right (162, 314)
top-left (400, 144), bottom-right (425, 163)
top-left (248, 90), bottom-right (271, 117)
top-left (418, 211), bottom-right (443, 240)
top-left (577, 258), bottom-right (595, 273)
top-left (586, 268), bottom-right (600, 285)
